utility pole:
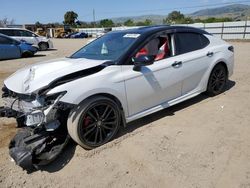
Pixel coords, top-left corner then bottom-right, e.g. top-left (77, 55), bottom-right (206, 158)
top-left (93, 9), bottom-right (96, 27)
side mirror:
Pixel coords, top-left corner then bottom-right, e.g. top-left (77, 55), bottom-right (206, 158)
top-left (132, 55), bottom-right (155, 71)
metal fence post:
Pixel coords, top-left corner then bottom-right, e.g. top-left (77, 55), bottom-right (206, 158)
top-left (243, 20), bottom-right (247, 39)
top-left (221, 22), bottom-right (224, 39)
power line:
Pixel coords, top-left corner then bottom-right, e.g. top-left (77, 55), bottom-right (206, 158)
top-left (81, 0), bottom-right (250, 19)
top-left (99, 0), bottom-right (250, 14)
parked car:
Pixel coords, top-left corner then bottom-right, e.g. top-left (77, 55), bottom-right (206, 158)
top-left (0, 28), bottom-right (53, 51)
top-left (65, 32), bottom-right (78, 38)
top-left (70, 32), bottom-right (88, 38)
top-left (0, 26), bottom-right (234, 170)
top-left (0, 33), bottom-right (38, 60)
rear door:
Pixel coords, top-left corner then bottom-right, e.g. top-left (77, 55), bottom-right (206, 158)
top-left (0, 36), bottom-right (21, 60)
top-left (173, 32), bottom-right (211, 95)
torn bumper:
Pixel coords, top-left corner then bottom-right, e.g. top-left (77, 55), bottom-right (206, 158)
top-left (1, 90), bottom-right (74, 171)
top-left (9, 127), bottom-right (70, 171)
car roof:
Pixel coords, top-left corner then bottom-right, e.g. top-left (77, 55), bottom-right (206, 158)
top-left (110, 25), bottom-right (209, 36)
top-left (0, 28), bottom-right (25, 30)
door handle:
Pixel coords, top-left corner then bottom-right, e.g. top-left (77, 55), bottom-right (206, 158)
top-left (172, 61), bottom-right (182, 68)
top-left (207, 52), bottom-right (214, 57)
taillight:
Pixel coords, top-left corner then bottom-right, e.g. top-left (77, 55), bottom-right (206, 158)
top-left (228, 46), bottom-right (234, 53)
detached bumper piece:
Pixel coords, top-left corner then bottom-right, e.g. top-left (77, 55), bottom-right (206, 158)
top-left (9, 126), bottom-right (69, 172)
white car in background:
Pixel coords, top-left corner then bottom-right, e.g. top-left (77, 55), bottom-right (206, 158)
top-left (0, 28), bottom-right (53, 50)
top-left (0, 26), bottom-right (234, 171)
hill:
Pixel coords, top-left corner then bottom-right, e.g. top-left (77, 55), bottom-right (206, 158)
top-left (108, 4), bottom-right (250, 24)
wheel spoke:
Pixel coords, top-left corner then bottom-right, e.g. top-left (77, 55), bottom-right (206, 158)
top-left (102, 124), bottom-right (113, 130)
top-left (87, 111), bottom-right (97, 121)
top-left (84, 126), bottom-right (96, 138)
top-left (104, 121), bottom-right (116, 125)
top-left (93, 108), bottom-right (100, 119)
top-left (94, 128), bottom-right (99, 143)
top-left (103, 108), bottom-right (113, 121)
top-left (84, 122), bottom-right (96, 130)
top-left (211, 81), bottom-right (217, 88)
top-left (99, 128), bottom-right (103, 142)
top-left (101, 106), bottom-right (110, 119)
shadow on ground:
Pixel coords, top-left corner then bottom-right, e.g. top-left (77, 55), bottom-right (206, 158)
top-left (38, 139), bottom-right (77, 173)
top-left (118, 80), bottom-right (236, 138)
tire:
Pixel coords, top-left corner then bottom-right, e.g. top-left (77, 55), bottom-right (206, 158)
top-left (67, 96), bottom-right (121, 149)
top-left (22, 51), bottom-right (33, 58)
top-left (206, 64), bottom-right (228, 96)
top-left (39, 42), bottom-right (48, 51)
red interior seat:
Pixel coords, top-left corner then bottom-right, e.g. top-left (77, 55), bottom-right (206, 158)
top-left (155, 39), bottom-right (169, 61)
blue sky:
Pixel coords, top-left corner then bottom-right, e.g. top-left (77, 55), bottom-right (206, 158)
top-left (1, 0), bottom-right (250, 24)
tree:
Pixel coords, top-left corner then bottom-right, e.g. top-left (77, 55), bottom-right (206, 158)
top-left (64, 11), bottom-right (78, 25)
top-left (124, 19), bottom-right (135, 26)
top-left (168, 11), bottom-right (185, 20)
top-left (35, 21), bottom-right (43, 28)
top-left (144, 19), bottom-right (152, 26)
top-left (136, 19), bottom-right (153, 26)
top-left (0, 17), bottom-right (14, 27)
top-left (100, 19), bottom-right (114, 27)
top-left (164, 11), bottom-right (186, 24)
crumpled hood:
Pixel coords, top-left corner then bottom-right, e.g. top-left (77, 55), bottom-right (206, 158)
top-left (4, 58), bottom-right (107, 94)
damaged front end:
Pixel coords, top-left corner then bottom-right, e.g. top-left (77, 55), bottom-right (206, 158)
top-left (0, 86), bottom-right (74, 171)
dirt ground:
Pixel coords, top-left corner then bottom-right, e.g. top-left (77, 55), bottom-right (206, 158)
top-left (0, 39), bottom-right (250, 188)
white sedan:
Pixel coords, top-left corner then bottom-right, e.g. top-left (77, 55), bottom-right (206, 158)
top-left (0, 26), bottom-right (234, 170)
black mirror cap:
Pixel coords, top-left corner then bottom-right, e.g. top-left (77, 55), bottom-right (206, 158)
top-left (132, 55), bottom-right (155, 71)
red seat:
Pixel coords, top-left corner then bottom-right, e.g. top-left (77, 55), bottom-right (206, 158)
top-left (135, 48), bottom-right (148, 58)
top-left (155, 40), bottom-right (169, 61)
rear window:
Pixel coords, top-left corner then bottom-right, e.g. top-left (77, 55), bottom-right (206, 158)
top-left (174, 32), bottom-right (209, 55)
top-left (0, 29), bottom-right (15, 36)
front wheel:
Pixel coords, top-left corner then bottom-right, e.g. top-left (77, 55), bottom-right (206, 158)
top-left (206, 64), bottom-right (227, 96)
top-left (67, 96), bottom-right (121, 149)
top-left (39, 42), bottom-right (48, 51)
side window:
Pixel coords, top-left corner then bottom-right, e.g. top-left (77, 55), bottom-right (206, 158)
top-left (134, 35), bottom-right (171, 62)
top-left (18, 30), bottom-right (33, 37)
top-left (0, 29), bottom-right (15, 36)
top-left (174, 32), bottom-right (209, 55)
top-left (13, 30), bottom-right (21, 36)
top-left (0, 36), bottom-right (14, 44)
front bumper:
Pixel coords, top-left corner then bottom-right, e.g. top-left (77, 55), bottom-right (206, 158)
top-left (1, 89), bottom-right (73, 171)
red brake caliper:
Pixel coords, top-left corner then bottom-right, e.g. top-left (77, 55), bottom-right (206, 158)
top-left (83, 116), bottom-right (91, 127)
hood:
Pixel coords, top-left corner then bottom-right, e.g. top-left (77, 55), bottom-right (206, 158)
top-left (4, 58), bottom-right (107, 94)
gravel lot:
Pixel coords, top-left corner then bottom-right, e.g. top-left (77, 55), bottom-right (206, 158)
top-left (0, 39), bottom-right (250, 188)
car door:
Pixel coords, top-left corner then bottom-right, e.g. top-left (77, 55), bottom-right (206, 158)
top-left (0, 36), bottom-right (21, 60)
top-left (122, 35), bottom-right (183, 117)
top-left (15, 30), bottom-right (38, 45)
top-left (173, 32), bottom-right (211, 95)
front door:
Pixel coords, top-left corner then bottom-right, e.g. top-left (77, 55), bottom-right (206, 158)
top-left (122, 55), bottom-right (184, 117)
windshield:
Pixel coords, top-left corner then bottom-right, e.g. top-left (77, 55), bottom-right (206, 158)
top-left (70, 32), bottom-right (139, 61)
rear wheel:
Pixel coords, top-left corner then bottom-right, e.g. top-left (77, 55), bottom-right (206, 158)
top-left (67, 96), bottom-right (121, 149)
top-left (206, 64), bottom-right (227, 96)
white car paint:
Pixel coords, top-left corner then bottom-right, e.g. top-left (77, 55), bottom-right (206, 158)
top-left (2, 31), bottom-right (234, 124)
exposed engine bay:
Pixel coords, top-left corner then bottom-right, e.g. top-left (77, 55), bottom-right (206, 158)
top-left (0, 86), bottom-right (74, 171)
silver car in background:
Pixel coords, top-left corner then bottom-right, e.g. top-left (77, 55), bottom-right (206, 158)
top-left (0, 28), bottom-right (53, 50)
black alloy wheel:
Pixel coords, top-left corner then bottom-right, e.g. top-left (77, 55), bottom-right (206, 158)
top-left (207, 64), bottom-right (227, 96)
top-left (78, 100), bottom-right (120, 148)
